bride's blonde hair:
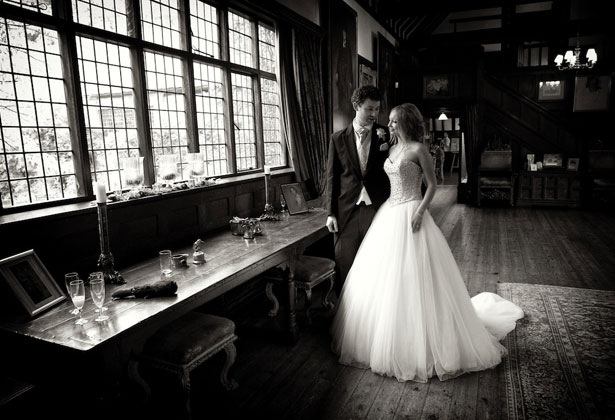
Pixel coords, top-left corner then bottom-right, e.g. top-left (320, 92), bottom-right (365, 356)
top-left (391, 103), bottom-right (425, 142)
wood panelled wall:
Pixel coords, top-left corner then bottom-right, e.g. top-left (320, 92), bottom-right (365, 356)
top-left (0, 173), bottom-right (294, 288)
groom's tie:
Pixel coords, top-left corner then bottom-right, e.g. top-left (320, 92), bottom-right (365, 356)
top-left (357, 127), bottom-right (369, 176)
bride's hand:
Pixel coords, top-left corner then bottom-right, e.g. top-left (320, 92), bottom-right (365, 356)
top-left (412, 212), bottom-right (423, 232)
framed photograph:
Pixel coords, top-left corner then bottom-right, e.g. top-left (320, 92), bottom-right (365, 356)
top-left (573, 75), bottom-right (611, 112)
top-left (0, 250), bottom-right (65, 318)
top-left (567, 158), bottom-right (580, 171)
top-left (281, 183), bottom-right (309, 215)
top-left (538, 80), bottom-right (565, 101)
top-left (359, 56), bottom-right (376, 87)
top-left (377, 33), bottom-right (396, 124)
top-left (329, 0), bottom-right (357, 132)
top-left (543, 153), bottom-right (564, 168)
top-left (423, 74), bottom-right (451, 99)
top-left (450, 137), bottom-right (460, 153)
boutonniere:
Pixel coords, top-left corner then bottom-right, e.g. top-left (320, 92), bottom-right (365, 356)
top-left (376, 128), bottom-right (389, 151)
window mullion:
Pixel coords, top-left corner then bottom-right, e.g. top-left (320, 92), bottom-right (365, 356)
top-left (253, 75), bottom-right (264, 169)
top-left (126, 0), bottom-right (154, 186)
top-left (57, 20), bottom-right (93, 199)
top-left (221, 9), bottom-right (236, 174)
top-left (131, 47), bottom-right (155, 186)
top-left (181, 0), bottom-right (198, 153)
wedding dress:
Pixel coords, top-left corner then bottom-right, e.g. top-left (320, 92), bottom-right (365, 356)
top-left (330, 154), bottom-right (524, 383)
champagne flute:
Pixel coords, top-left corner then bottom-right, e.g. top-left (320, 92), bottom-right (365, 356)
top-left (64, 272), bottom-right (79, 315)
top-left (89, 278), bottom-right (108, 322)
top-left (68, 279), bottom-right (88, 325)
top-left (89, 272), bottom-right (107, 313)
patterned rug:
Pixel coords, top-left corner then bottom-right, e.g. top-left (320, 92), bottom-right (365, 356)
top-left (498, 283), bottom-right (615, 420)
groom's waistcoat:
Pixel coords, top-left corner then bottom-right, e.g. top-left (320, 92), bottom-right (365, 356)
top-left (324, 122), bottom-right (390, 235)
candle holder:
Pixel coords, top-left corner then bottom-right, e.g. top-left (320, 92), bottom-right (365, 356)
top-left (97, 202), bottom-right (125, 284)
top-left (260, 173), bottom-right (280, 221)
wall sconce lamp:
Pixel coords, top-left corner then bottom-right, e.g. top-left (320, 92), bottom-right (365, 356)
top-left (554, 33), bottom-right (597, 70)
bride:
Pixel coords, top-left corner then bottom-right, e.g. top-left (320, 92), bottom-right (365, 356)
top-left (330, 103), bottom-right (523, 383)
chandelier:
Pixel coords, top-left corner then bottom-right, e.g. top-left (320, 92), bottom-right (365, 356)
top-left (554, 34), bottom-right (597, 70)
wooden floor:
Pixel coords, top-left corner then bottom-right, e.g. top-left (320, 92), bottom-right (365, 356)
top-left (158, 185), bottom-right (615, 420)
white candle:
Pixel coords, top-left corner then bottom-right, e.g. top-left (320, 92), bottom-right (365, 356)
top-left (264, 165), bottom-right (271, 175)
top-left (94, 181), bottom-right (107, 203)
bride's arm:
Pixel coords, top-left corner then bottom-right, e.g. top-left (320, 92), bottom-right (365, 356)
top-left (412, 144), bottom-right (437, 231)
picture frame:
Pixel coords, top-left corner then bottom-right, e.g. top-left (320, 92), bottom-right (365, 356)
top-left (358, 56), bottom-right (377, 88)
top-left (281, 183), bottom-right (309, 215)
top-left (450, 137), bottom-right (460, 153)
top-left (573, 75), bottom-right (611, 112)
top-left (543, 153), bottom-right (564, 168)
top-left (330, 0), bottom-right (357, 132)
top-left (567, 157), bottom-right (580, 171)
top-left (0, 250), bottom-right (65, 318)
top-left (538, 80), bottom-right (565, 101)
top-left (423, 74), bottom-right (451, 99)
top-left (377, 33), bottom-right (396, 124)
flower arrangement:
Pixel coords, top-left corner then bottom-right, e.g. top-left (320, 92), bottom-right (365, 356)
top-left (376, 128), bottom-right (390, 151)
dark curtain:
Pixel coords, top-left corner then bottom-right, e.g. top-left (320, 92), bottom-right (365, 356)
top-left (278, 23), bottom-right (328, 198)
top-left (464, 104), bottom-right (479, 204)
top-left (278, 23), bottom-right (310, 186)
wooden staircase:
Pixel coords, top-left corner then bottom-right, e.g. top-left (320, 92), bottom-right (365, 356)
top-left (480, 75), bottom-right (579, 159)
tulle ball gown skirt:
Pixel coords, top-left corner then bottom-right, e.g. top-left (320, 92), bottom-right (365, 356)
top-left (330, 199), bottom-right (523, 383)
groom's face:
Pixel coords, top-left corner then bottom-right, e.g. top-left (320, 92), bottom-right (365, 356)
top-left (354, 99), bottom-right (380, 127)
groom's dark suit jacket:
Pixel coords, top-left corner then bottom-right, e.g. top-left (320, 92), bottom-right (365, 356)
top-left (325, 122), bottom-right (390, 237)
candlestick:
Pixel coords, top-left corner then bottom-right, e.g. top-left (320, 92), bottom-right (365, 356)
top-left (260, 172), bottom-right (280, 221)
top-left (96, 202), bottom-right (125, 284)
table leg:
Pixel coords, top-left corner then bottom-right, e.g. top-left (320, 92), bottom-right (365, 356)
top-left (287, 267), bottom-right (299, 343)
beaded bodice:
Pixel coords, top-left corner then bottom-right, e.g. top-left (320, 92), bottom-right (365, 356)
top-left (384, 155), bottom-right (423, 205)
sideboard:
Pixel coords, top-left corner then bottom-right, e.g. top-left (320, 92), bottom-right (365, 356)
top-left (516, 170), bottom-right (581, 207)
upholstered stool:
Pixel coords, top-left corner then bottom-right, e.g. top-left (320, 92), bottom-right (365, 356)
top-left (138, 312), bottom-right (238, 419)
top-left (264, 255), bottom-right (335, 324)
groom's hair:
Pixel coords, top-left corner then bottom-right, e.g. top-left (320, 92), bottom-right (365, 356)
top-left (351, 85), bottom-right (382, 107)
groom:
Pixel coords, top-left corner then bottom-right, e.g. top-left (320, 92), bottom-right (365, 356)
top-left (325, 85), bottom-right (390, 294)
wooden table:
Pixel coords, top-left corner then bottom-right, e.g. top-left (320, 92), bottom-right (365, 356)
top-left (0, 209), bottom-right (329, 411)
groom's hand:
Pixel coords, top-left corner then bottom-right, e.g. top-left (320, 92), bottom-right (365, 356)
top-left (326, 216), bottom-right (338, 233)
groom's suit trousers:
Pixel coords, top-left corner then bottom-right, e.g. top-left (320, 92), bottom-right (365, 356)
top-left (334, 203), bottom-right (376, 293)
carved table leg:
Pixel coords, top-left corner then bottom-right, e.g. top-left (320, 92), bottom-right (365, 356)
top-left (322, 274), bottom-right (335, 310)
top-left (127, 357), bottom-right (151, 404)
top-left (303, 288), bottom-right (313, 325)
top-left (179, 371), bottom-right (192, 420)
top-left (265, 281), bottom-right (280, 317)
top-left (287, 268), bottom-right (298, 343)
top-left (221, 341), bottom-right (239, 391)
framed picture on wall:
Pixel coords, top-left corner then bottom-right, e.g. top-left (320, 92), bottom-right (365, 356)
top-left (358, 56), bottom-right (377, 87)
top-left (538, 80), bottom-right (565, 101)
top-left (573, 75), bottom-right (611, 112)
top-left (423, 74), bottom-right (451, 99)
top-left (0, 249), bottom-right (65, 318)
top-left (377, 33), bottom-right (396, 123)
top-left (329, 0), bottom-right (357, 132)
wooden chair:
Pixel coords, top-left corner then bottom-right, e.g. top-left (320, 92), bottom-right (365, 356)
top-left (264, 255), bottom-right (335, 325)
top-left (136, 312), bottom-right (238, 419)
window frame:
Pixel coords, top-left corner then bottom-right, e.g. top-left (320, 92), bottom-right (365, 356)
top-left (0, 0), bottom-right (286, 214)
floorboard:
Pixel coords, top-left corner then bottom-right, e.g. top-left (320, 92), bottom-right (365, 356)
top-left (186, 184), bottom-right (615, 420)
